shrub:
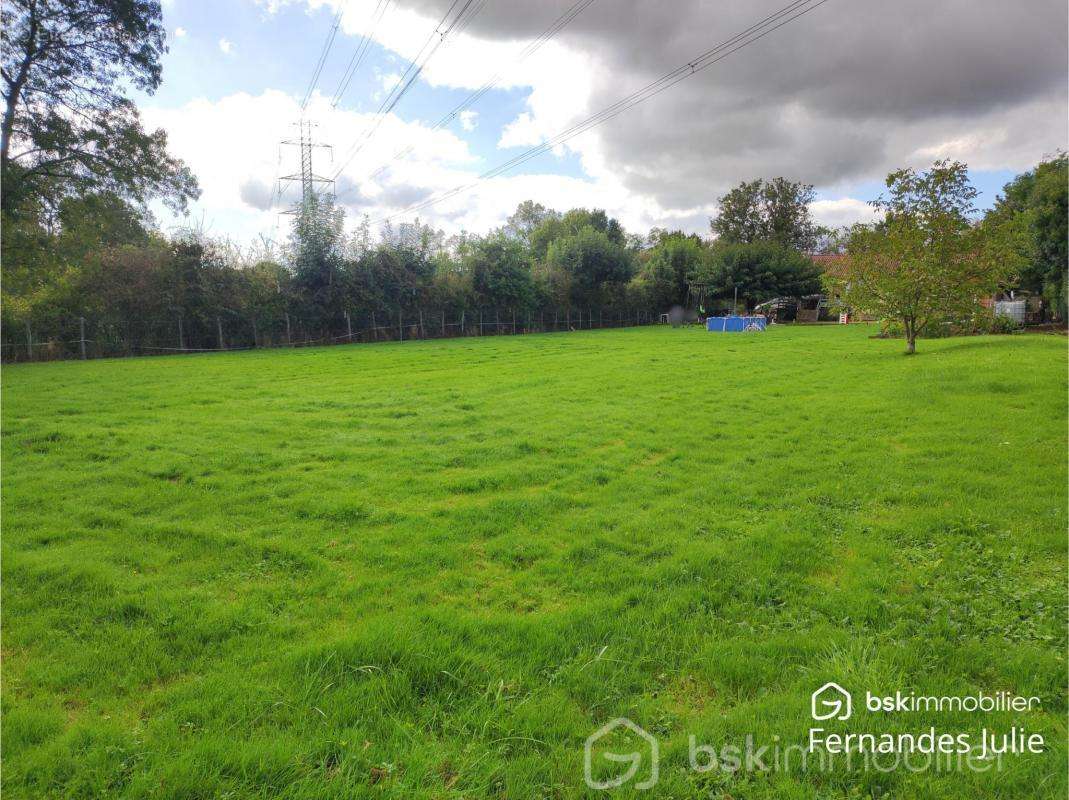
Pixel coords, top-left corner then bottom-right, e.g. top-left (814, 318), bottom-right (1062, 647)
top-left (877, 308), bottom-right (1021, 339)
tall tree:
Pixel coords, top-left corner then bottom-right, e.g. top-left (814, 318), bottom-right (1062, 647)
top-left (462, 232), bottom-right (534, 310)
top-left (710, 180), bottom-right (764, 245)
top-left (827, 160), bottom-right (1025, 354)
top-left (504, 200), bottom-right (555, 246)
top-left (697, 241), bottom-right (822, 310)
top-left (633, 230), bottom-right (708, 310)
top-left (529, 207), bottom-right (625, 262)
top-left (711, 177), bottom-right (818, 252)
top-left (1, 0), bottom-right (198, 216)
top-left (986, 154), bottom-right (1068, 319)
top-left (545, 225), bottom-right (633, 308)
top-left (289, 194), bottom-right (346, 322)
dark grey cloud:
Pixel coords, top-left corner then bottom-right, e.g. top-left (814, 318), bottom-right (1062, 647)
top-left (394, 0), bottom-right (1067, 207)
top-left (377, 180), bottom-right (435, 209)
top-left (335, 173), bottom-right (435, 213)
top-left (239, 177), bottom-right (275, 210)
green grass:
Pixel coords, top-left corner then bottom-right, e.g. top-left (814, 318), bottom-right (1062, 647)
top-left (2, 324), bottom-right (1065, 799)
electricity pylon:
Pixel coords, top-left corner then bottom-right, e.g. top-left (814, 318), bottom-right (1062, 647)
top-left (279, 120), bottom-right (334, 217)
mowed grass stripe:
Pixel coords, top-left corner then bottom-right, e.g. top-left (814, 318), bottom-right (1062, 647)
top-left (2, 324), bottom-right (1065, 798)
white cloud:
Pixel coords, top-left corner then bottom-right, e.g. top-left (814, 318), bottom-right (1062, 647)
top-left (810, 198), bottom-right (882, 230)
top-left (901, 96), bottom-right (1069, 174)
top-left (458, 110), bottom-right (477, 132)
top-left (218, 38), bottom-right (233, 55)
top-left (252, 0), bottom-right (294, 13)
top-left (173, 27), bottom-right (187, 38)
top-left (498, 112), bottom-right (536, 148)
top-left (141, 85), bottom-right (721, 244)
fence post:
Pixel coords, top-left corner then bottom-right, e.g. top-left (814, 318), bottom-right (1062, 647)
top-left (345, 311), bottom-right (352, 341)
top-left (217, 316), bottom-right (225, 350)
top-left (25, 320), bottom-right (32, 361)
top-left (441, 310), bottom-right (446, 337)
top-left (285, 312), bottom-right (293, 346)
top-left (79, 316), bottom-right (87, 360)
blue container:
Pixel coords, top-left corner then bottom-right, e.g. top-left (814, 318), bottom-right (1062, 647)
top-left (706, 315), bottom-right (766, 332)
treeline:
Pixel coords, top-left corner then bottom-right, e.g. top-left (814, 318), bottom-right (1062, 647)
top-left (1, 190), bottom-right (828, 360)
top-left (3, 158), bottom-right (1062, 361)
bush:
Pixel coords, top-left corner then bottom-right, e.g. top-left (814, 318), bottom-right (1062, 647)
top-left (974, 309), bottom-right (1023, 335)
top-left (878, 308), bottom-right (1021, 339)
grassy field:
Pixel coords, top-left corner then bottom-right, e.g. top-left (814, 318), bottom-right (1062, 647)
top-left (2, 324), bottom-right (1065, 799)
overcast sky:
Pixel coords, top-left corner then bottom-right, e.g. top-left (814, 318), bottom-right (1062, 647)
top-left (144, 0), bottom-right (1068, 243)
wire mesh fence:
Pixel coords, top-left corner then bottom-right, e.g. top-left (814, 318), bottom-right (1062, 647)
top-left (1, 307), bottom-right (660, 363)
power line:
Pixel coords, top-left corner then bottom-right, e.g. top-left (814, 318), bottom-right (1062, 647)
top-left (330, 0), bottom-right (483, 181)
top-left (336, 0), bottom-right (598, 198)
top-left (374, 0), bottom-right (829, 224)
top-left (301, 3), bottom-right (346, 111)
top-left (330, 0), bottom-right (393, 108)
top-left (447, 0), bottom-right (488, 40)
top-left (332, 0), bottom-right (477, 174)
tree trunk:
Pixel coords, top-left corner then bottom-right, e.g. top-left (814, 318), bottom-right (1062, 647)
top-left (1, 5), bottom-right (39, 172)
top-left (904, 316), bottom-right (916, 355)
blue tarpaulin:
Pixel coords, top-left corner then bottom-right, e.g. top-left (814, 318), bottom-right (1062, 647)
top-left (706, 316), bottom-right (767, 332)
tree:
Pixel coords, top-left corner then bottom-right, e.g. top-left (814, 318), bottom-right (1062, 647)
top-left (56, 192), bottom-right (152, 252)
top-left (504, 200), bottom-right (555, 246)
top-left (711, 177), bottom-right (818, 251)
top-left (987, 154), bottom-right (1068, 319)
top-left (529, 207), bottom-right (624, 262)
top-left (698, 241), bottom-right (822, 310)
top-left (710, 180), bottom-right (764, 245)
top-left (462, 232), bottom-right (534, 310)
top-left (242, 259), bottom-right (291, 344)
top-left (545, 225), bottom-right (633, 308)
top-left (632, 230), bottom-right (708, 311)
top-left (827, 160), bottom-right (1025, 354)
top-left (289, 194), bottom-right (346, 324)
top-left (1, 189), bottom-right (152, 334)
top-left (1, 0), bottom-right (198, 217)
